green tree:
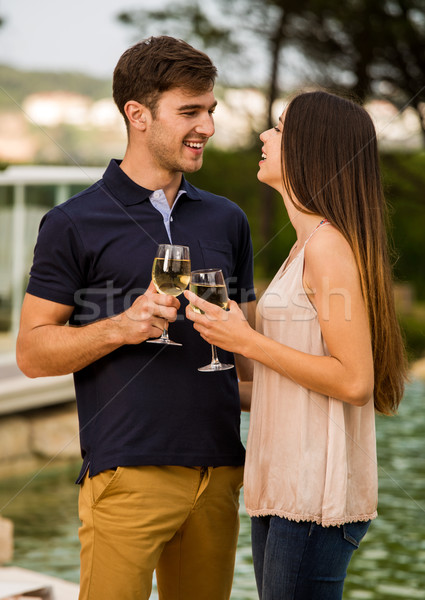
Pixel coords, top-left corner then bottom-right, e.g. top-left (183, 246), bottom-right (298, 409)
top-left (282, 0), bottom-right (425, 142)
top-left (117, 0), bottom-right (306, 273)
top-left (117, 0), bottom-right (425, 271)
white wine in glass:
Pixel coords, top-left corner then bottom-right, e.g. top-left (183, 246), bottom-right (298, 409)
top-left (190, 268), bottom-right (234, 371)
top-left (147, 244), bottom-right (190, 346)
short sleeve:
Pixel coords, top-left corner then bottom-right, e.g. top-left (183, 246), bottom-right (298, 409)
top-left (26, 207), bottom-right (86, 306)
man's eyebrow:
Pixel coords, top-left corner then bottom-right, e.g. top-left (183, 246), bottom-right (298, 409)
top-left (178, 101), bottom-right (218, 111)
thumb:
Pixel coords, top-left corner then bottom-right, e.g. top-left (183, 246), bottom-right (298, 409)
top-left (146, 280), bottom-right (157, 295)
top-left (228, 300), bottom-right (245, 320)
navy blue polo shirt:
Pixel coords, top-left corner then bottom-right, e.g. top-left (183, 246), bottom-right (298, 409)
top-left (27, 159), bottom-right (256, 480)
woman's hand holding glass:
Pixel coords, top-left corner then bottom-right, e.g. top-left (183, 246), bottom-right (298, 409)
top-left (184, 280), bottom-right (252, 369)
top-left (187, 269), bottom-right (233, 371)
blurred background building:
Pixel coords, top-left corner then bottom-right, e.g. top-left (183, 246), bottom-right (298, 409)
top-left (0, 1), bottom-right (425, 596)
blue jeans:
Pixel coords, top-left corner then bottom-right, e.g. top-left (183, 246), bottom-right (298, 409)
top-left (251, 515), bottom-right (371, 600)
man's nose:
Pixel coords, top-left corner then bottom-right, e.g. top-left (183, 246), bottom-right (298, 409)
top-left (195, 113), bottom-right (215, 137)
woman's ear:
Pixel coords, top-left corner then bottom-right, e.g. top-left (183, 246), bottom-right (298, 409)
top-left (124, 100), bottom-right (150, 131)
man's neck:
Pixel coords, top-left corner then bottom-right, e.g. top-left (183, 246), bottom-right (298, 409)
top-left (120, 154), bottom-right (183, 209)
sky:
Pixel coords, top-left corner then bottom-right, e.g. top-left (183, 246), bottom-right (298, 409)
top-left (0, 0), bottom-right (276, 87)
top-left (1, 0), bottom-right (305, 90)
top-left (0, 0), bottom-right (156, 78)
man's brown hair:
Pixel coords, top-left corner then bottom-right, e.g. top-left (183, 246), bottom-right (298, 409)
top-left (113, 35), bottom-right (217, 126)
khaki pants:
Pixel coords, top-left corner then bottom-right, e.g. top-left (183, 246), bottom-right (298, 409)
top-left (78, 465), bottom-right (243, 600)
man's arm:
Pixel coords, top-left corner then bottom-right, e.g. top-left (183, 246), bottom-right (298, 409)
top-left (16, 285), bottom-right (179, 378)
top-left (238, 381), bottom-right (253, 412)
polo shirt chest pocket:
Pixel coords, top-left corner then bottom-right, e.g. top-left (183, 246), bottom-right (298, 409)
top-left (198, 239), bottom-right (233, 282)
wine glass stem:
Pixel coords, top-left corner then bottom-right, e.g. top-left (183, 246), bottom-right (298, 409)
top-left (160, 322), bottom-right (169, 341)
top-left (210, 344), bottom-right (221, 366)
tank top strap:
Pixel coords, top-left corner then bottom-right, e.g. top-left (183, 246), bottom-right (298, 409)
top-left (303, 219), bottom-right (330, 249)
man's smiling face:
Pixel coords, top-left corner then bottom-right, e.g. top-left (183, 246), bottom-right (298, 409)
top-left (145, 87), bottom-right (217, 176)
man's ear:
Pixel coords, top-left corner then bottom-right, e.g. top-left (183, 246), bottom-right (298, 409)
top-left (124, 101), bottom-right (150, 131)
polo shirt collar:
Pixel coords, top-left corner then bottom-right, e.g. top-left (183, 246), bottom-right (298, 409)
top-left (103, 159), bottom-right (201, 206)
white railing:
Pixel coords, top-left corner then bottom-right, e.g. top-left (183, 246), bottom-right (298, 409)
top-left (0, 165), bottom-right (104, 335)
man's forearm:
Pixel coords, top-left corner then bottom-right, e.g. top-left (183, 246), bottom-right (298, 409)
top-left (17, 286), bottom-right (180, 379)
top-left (17, 318), bottom-right (124, 378)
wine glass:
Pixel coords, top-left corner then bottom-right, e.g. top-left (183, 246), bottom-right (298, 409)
top-left (147, 244), bottom-right (191, 346)
top-left (189, 268), bottom-right (234, 372)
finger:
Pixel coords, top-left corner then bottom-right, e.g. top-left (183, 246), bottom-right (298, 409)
top-left (153, 292), bottom-right (180, 309)
top-left (184, 290), bottom-right (222, 317)
top-left (185, 303), bottom-right (208, 324)
top-left (150, 318), bottom-right (166, 333)
top-left (153, 304), bottom-right (178, 322)
top-left (192, 322), bottom-right (209, 337)
top-left (185, 304), bottom-right (196, 321)
top-left (165, 307), bottom-right (178, 323)
top-left (227, 301), bottom-right (243, 322)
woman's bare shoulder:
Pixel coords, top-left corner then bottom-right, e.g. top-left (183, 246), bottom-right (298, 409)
top-left (304, 224), bottom-right (358, 282)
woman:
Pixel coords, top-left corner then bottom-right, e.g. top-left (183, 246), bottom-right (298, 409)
top-left (185, 90), bottom-right (408, 599)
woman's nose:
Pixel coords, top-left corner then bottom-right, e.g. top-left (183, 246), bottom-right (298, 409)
top-left (259, 129), bottom-right (269, 143)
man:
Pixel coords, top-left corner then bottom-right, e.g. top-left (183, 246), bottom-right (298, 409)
top-left (16, 36), bottom-right (256, 600)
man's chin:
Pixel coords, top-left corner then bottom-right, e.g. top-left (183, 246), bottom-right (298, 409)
top-left (183, 159), bottom-right (204, 174)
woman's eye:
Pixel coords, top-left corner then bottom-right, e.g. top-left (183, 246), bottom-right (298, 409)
top-left (274, 126), bottom-right (280, 132)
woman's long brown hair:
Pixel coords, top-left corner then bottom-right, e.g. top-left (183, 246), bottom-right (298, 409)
top-left (281, 91), bottom-right (407, 415)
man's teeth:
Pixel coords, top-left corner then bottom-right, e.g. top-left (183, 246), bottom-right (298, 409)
top-left (184, 142), bottom-right (203, 148)
top-left (262, 153), bottom-right (267, 159)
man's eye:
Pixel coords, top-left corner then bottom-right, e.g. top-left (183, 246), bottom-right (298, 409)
top-left (182, 111), bottom-right (196, 117)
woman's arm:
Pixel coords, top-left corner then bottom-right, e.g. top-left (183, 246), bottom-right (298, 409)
top-left (184, 231), bottom-right (374, 407)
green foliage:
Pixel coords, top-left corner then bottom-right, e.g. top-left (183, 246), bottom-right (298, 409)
top-left (381, 152), bottom-right (425, 299)
top-left (187, 148), bottom-right (425, 305)
top-left (116, 0), bottom-right (425, 139)
top-left (398, 311), bottom-right (425, 361)
top-left (0, 64), bottom-right (111, 109)
top-left (188, 147), bottom-right (425, 358)
top-left (117, 2), bottom-right (239, 54)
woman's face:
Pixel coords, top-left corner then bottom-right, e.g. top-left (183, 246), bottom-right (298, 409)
top-left (257, 112), bottom-right (284, 193)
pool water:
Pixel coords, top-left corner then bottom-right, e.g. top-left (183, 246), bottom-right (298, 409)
top-left (1, 379), bottom-right (425, 598)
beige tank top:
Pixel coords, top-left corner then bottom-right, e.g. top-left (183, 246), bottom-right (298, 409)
top-left (244, 224), bottom-right (378, 526)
